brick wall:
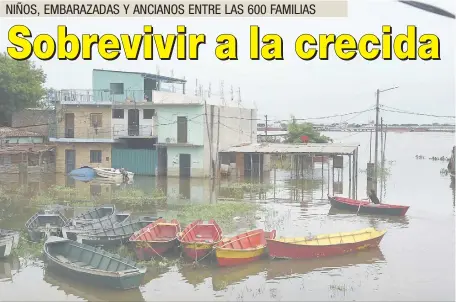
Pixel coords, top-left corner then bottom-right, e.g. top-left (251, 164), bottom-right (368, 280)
top-left (12, 109), bottom-right (51, 137)
top-left (55, 143), bottom-right (112, 173)
top-left (55, 105), bottom-right (112, 139)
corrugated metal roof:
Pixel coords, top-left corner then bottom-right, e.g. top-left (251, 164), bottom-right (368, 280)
top-left (220, 143), bottom-right (359, 155)
top-left (0, 127), bottom-right (44, 138)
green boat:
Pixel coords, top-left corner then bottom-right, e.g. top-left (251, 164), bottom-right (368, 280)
top-left (44, 236), bottom-right (147, 290)
top-left (76, 216), bottom-right (159, 247)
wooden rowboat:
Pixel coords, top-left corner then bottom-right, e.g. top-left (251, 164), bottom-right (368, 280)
top-left (328, 196), bottom-right (410, 216)
top-left (129, 218), bottom-right (181, 260)
top-left (61, 212), bottom-right (131, 241)
top-left (177, 219), bottom-right (223, 261)
top-left (0, 229), bottom-right (20, 258)
top-left (44, 236), bottom-right (146, 290)
top-left (25, 210), bottom-right (69, 242)
top-left (215, 229), bottom-right (276, 267)
top-left (266, 227), bottom-right (386, 260)
top-left (66, 205), bottom-right (116, 227)
top-left (76, 216), bottom-right (159, 247)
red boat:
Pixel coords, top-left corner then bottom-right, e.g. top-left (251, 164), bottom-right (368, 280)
top-left (267, 227), bottom-right (386, 260)
top-left (177, 219), bottom-right (223, 261)
top-left (215, 229), bottom-right (276, 267)
top-left (328, 196), bottom-right (409, 216)
top-left (129, 218), bottom-right (180, 260)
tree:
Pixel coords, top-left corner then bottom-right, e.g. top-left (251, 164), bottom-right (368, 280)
top-left (0, 53), bottom-right (47, 125)
top-left (284, 116), bottom-right (332, 143)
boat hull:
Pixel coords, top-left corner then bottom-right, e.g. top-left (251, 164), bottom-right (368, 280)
top-left (68, 167), bottom-right (96, 178)
top-left (181, 243), bottom-right (214, 261)
top-left (132, 240), bottom-right (177, 260)
top-left (329, 196), bottom-right (409, 216)
top-left (215, 247), bottom-right (266, 267)
top-left (45, 258), bottom-right (144, 290)
top-left (0, 237), bottom-right (14, 258)
top-left (267, 234), bottom-right (385, 260)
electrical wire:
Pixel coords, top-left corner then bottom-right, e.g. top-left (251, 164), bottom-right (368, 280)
top-left (380, 105), bottom-right (456, 119)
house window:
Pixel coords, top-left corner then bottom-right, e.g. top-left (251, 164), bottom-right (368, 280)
top-left (110, 83), bottom-right (124, 95)
top-left (90, 113), bottom-right (103, 127)
top-left (143, 109), bottom-right (155, 119)
top-left (90, 150), bottom-right (102, 163)
top-left (112, 109), bottom-right (124, 119)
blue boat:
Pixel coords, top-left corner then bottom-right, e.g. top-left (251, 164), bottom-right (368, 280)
top-left (68, 166), bottom-right (96, 178)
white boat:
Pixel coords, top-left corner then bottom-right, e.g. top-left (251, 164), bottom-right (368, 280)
top-left (93, 167), bottom-right (134, 180)
top-left (0, 229), bottom-right (20, 258)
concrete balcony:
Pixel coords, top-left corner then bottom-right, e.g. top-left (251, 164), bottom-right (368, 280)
top-left (49, 127), bottom-right (115, 143)
top-left (112, 124), bottom-right (157, 139)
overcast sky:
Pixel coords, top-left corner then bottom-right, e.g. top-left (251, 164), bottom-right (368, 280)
top-left (0, 0), bottom-right (454, 125)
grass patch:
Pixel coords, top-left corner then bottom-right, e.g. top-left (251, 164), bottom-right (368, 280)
top-left (163, 201), bottom-right (261, 234)
top-left (29, 185), bottom-right (166, 208)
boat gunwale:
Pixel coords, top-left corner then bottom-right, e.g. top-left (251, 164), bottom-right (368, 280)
top-left (330, 196), bottom-right (409, 209)
top-left (177, 219), bottom-right (223, 245)
top-left (266, 229), bottom-right (387, 247)
top-left (215, 229), bottom-right (276, 252)
top-left (129, 218), bottom-right (181, 244)
top-left (25, 211), bottom-right (69, 229)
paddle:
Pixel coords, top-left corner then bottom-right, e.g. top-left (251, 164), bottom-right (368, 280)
top-left (357, 197), bottom-right (370, 215)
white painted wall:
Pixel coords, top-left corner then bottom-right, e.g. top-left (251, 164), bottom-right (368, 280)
top-left (111, 108), bottom-right (156, 137)
top-left (202, 105), bottom-right (258, 177)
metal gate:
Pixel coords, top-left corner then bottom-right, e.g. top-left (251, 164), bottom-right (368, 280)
top-left (111, 148), bottom-right (157, 176)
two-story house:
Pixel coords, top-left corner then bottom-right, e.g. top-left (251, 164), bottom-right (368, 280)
top-left (49, 68), bottom-right (259, 178)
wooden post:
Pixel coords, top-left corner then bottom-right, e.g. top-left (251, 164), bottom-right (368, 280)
top-left (327, 156), bottom-right (330, 196)
top-left (321, 159), bottom-right (324, 198)
top-left (348, 155), bottom-right (352, 198)
top-left (332, 157), bottom-right (335, 195)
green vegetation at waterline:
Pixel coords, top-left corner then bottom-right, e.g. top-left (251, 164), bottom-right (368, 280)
top-left (219, 182), bottom-right (272, 199)
top-left (285, 117), bottom-right (332, 144)
top-left (162, 201), bottom-right (261, 234)
top-left (30, 185), bottom-right (167, 207)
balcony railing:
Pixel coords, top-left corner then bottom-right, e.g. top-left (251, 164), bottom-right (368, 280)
top-left (49, 125), bottom-right (156, 140)
top-left (46, 88), bottom-right (185, 105)
top-left (112, 124), bottom-right (156, 138)
top-left (49, 127), bottom-right (113, 140)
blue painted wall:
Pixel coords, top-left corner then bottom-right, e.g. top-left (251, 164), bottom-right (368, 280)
top-left (156, 105), bottom-right (205, 145)
top-left (92, 70), bottom-right (145, 102)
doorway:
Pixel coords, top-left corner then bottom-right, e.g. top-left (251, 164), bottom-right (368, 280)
top-left (144, 78), bottom-right (156, 102)
top-left (179, 154), bottom-right (191, 178)
top-left (128, 109), bottom-right (139, 136)
top-left (64, 113), bottom-right (74, 138)
top-left (65, 149), bottom-right (76, 174)
top-left (177, 116), bottom-right (188, 143)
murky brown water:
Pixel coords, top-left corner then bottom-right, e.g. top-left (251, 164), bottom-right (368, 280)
top-left (0, 132), bottom-right (454, 301)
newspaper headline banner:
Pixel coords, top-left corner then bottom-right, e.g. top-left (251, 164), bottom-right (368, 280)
top-left (0, 0), bottom-right (348, 17)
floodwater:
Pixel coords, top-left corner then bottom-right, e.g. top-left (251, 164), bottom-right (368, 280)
top-left (0, 131), bottom-right (454, 301)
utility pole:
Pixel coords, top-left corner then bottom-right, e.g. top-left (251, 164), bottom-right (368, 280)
top-left (373, 89), bottom-right (380, 194)
top-left (265, 115), bottom-right (268, 136)
top-left (373, 86), bottom-right (398, 194)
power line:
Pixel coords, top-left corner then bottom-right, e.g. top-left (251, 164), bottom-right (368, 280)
top-left (381, 105), bottom-right (455, 118)
top-left (292, 108), bottom-right (375, 122)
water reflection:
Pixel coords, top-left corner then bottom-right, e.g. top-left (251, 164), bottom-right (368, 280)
top-left (43, 269), bottom-right (145, 302)
top-left (266, 248), bottom-right (385, 280)
top-left (327, 207), bottom-right (410, 227)
top-left (0, 255), bottom-right (20, 283)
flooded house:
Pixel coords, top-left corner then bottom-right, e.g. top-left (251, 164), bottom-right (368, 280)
top-left (49, 69), bottom-right (258, 178)
top-left (0, 127), bottom-right (55, 175)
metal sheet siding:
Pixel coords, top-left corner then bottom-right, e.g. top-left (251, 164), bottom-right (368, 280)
top-left (111, 148), bottom-right (157, 176)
